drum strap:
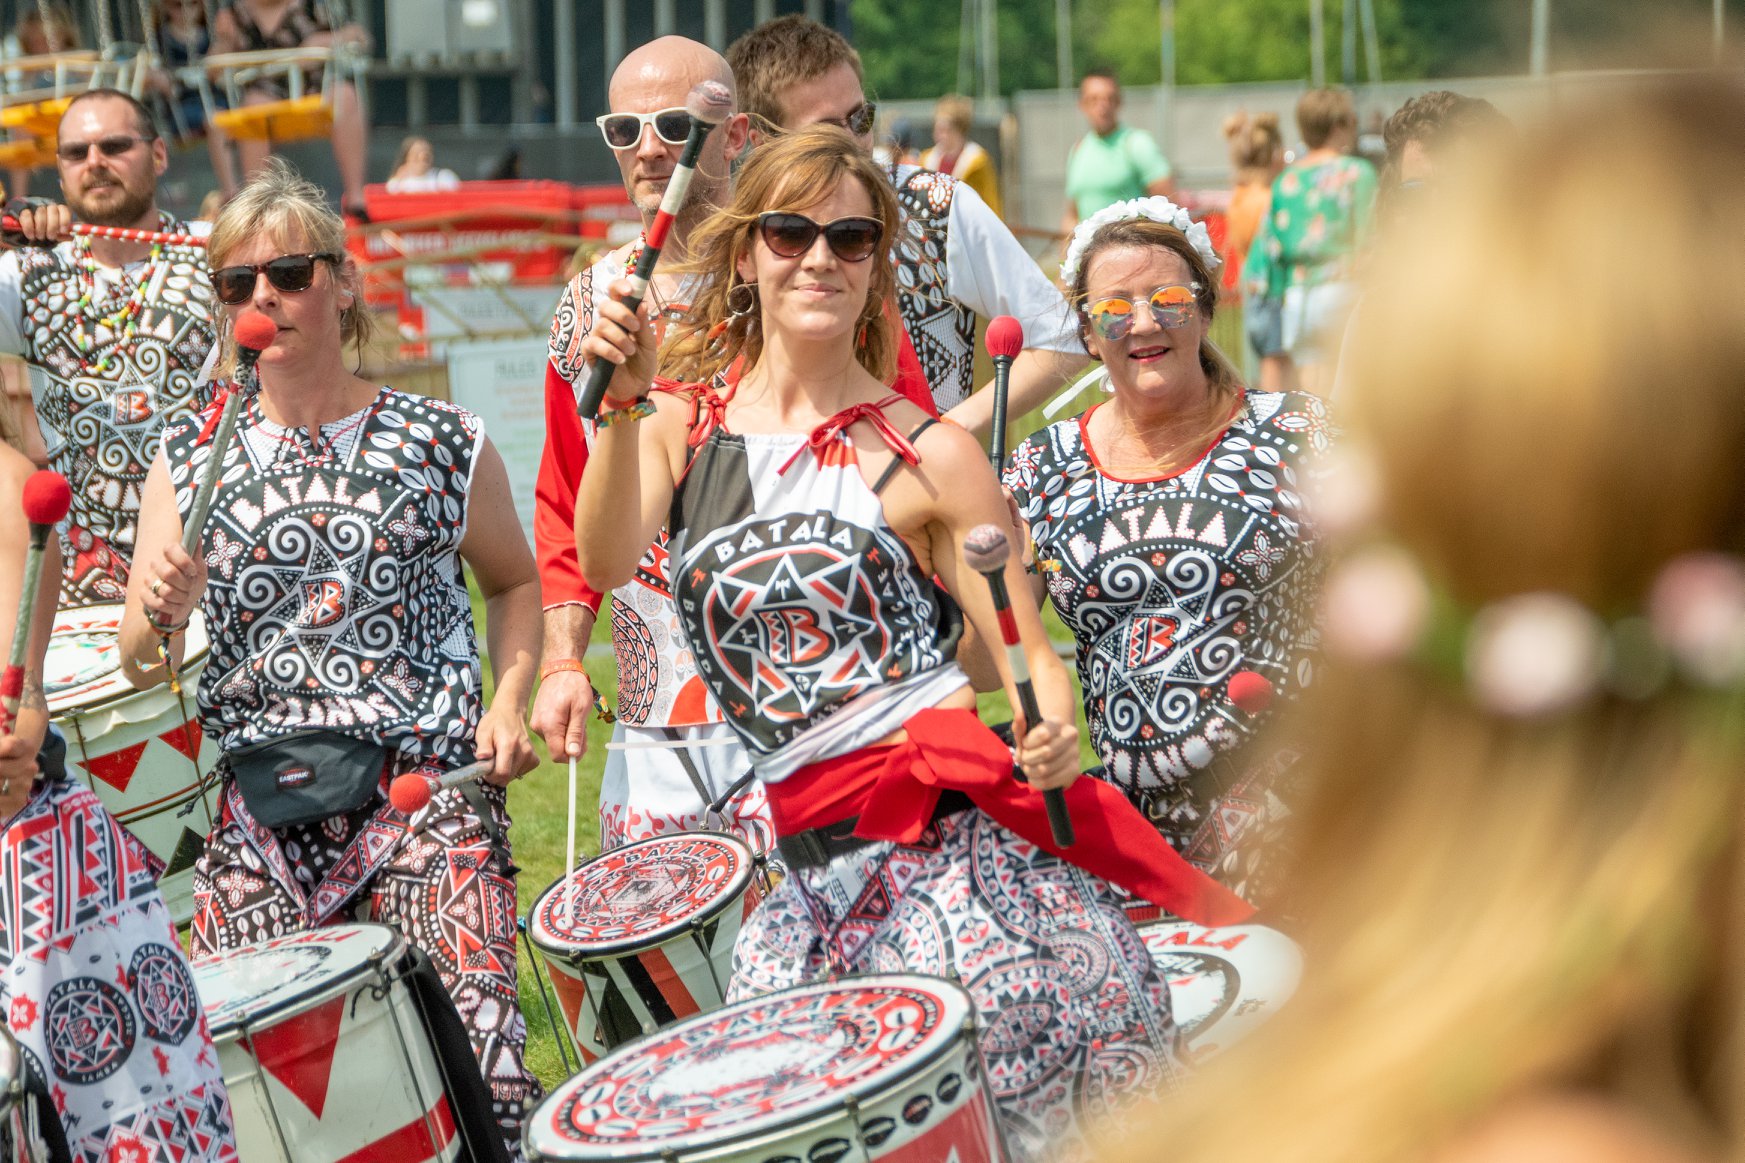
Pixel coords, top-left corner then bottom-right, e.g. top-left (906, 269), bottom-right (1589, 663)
top-left (399, 946), bottom-right (513, 1163)
top-left (670, 742), bottom-right (715, 811)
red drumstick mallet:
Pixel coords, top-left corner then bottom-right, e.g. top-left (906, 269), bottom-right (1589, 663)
top-left (1, 471), bottom-right (71, 735)
top-left (577, 79), bottom-right (735, 421)
top-left (177, 312), bottom-right (276, 562)
top-left (985, 315), bottom-right (1023, 470)
top-left (388, 760), bottom-right (493, 815)
top-left (963, 522), bottom-right (1075, 847)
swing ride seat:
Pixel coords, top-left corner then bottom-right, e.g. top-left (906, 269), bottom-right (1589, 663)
top-left (0, 51), bottom-right (103, 137)
top-left (0, 135), bottom-right (56, 170)
top-left (200, 46), bottom-right (354, 145)
top-left (211, 92), bottom-right (330, 141)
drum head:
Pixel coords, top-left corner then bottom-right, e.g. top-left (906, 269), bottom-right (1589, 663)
top-left (192, 924), bottom-right (406, 1036)
top-left (529, 974), bottom-right (973, 1160)
top-left (1140, 921), bottom-right (1303, 1053)
top-left (529, 832), bottom-right (757, 956)
top-left (45, 604), bottom-right (211, 712)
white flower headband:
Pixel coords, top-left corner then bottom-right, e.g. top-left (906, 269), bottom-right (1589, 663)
top-left (1321, 546), bottom-right (1745, 717)
top-left (1059, 196), bottom-right (1222, 288)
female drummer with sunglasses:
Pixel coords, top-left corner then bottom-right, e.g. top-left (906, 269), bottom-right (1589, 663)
top-left (117, 158), bottom-right (544, 1158)
top-left (1003, 198), bottom-right (1334, 907)
top-left (575, 126), bottom-right (1253, 1161)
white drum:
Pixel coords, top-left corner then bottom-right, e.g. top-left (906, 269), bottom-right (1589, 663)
top-left (45, 603), bottom-right (220, 922)
top-left (526, 974), bottom-right (1008, 1163)
top-left (1140, 920), bottom-right (1303, 1060)
top-left (193, 923), bottom-right (493, 1163)
top-left (527, 831), bottom-right (764, 1066)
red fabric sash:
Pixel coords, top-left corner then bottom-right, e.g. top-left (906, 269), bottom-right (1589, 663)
top-left (778, 393), bottom-right (921, 475)
top-left (767, 708), bottom-right (1254, 927)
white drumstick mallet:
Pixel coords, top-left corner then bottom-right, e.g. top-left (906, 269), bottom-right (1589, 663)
top-left (963, 522), bottom-right (1075, 847)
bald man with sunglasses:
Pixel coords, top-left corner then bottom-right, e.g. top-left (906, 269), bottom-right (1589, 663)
top-left (0, 88), bottom-right (219, 608)
top-left (535, 37), bottom-right (768, 850)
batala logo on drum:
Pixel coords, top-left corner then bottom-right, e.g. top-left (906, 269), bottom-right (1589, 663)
top-left (687, 510), bottom-right (894, 723)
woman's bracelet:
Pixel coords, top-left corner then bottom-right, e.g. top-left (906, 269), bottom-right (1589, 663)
top-left (599, 399), bottom-right (656, 427)
top-left (541, 658), bottom-right (592, 683)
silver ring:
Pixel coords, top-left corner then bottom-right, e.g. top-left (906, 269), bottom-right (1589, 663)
top-left (2, 777), bottom-right (10, 796)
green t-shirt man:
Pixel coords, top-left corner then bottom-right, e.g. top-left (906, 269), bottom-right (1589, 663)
top-left (1064, 125), bottom-right (1174, 220)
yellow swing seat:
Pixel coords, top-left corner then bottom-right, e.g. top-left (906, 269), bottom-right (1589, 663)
top-left (0, 136), bottom-right (57, 170)
top-left (211, 93), bottom-right (333, 142)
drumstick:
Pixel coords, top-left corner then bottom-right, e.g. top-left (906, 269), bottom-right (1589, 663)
top-left (565, 754), bottom-right (580, 923)
top-left (387, 759), bottom-right (494, 815)
top-left (984, 315), bottom-right (1023, 470)
top-left (181, 312), bottom-right (276, 556)
top-left (576, 79), bottom-right (734, 421)
top-left (963, 523), bottom-right (1075, 847)
top-left (0, 214), bottom-right (206, 249)
top-left (0, 471), bottom-right (71, 736)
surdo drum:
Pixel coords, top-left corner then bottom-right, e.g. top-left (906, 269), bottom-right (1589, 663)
top-left (1139, 920), bottom-right (1303, 1060)
top-left (192, 923), bottom-right (505, 1163)
top-left (528, 832), bottom-right (763, 1065)
top-left (525, 974), bottom-right (1008, 1163)
top-left (45, 603), bottom-right (221, 923)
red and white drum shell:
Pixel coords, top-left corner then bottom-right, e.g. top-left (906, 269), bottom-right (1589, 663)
top-left (1139, 921), bottom-right (1303, 1060)
top-left (528, 831), bottom-right (762, 1066)
top-left (525, 974), bottom-right (1007, 1163)
top-left (192, 924), bottom-right (461, 1163)
top-left (45, 603), bottom-right (220, 923)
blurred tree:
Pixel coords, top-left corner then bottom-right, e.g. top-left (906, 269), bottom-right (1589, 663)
top-left (853, 0), bottom-right (1745, 99)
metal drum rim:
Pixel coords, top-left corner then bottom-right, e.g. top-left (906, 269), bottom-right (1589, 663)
top-left (195, 922), bottom-right (410, 1038)
top-left (527, 972), bottom-right (978, 1161)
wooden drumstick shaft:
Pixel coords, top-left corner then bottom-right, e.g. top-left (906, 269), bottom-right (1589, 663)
top-left (963, 524), bottom-right (1075, 848)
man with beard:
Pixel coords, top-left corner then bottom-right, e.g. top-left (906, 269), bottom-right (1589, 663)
top-left (535, 37), bottom-right (771, 847)
top-left (0, 89), bottom-right (219, 607)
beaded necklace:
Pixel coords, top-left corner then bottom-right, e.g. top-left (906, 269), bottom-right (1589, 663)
top-left (73, 214), bottom-right (168, 375)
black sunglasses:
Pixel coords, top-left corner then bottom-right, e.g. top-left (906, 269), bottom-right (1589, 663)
top-left (208, 252), bottom-right (340, 305)
top-left (56, 134), bottom-right (154, 164)
top-left (815, 101), bottom-right (877, 137)
top-left (757, 213), bottom-right (884, 262)
top-left (596, 107), bottom-right (695, 150)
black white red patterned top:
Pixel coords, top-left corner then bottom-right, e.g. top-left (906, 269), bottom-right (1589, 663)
top-left (162, 387), bottom-right (484, 764)
top-left (0, 219), bottom-right (217, 605)
top-left (669, 403), bottom-right (966, 780)
top-left (1004, 390), bottom-right (1331, 871)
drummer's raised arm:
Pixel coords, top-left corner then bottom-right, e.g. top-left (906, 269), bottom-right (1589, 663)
top-left (118, 451), bottom-right (201, 689)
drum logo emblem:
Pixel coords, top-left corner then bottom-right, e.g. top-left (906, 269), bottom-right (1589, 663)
top-left (277, 764), bottom-right (315, 790)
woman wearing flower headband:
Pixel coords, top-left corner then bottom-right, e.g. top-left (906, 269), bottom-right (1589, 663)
top-left (1004, 196), bottom-right (1332, 904)
top-left (574, 126), bottom-right (1252, 1160)
top-left (1108, 76), bottom-right (1745, 1162)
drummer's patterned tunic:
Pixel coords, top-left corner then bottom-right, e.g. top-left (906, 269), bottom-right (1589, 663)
top-left (160, 387), bottom-right (541, 1158)
top-left (1, 754), bottom-right (238, 1163)
top-left (1004, 391), bottom-right (1330, 900)
top-left (0, 219), bottom-right (218, 607)
top-left (668, 399), bottom-right (1183, 1162)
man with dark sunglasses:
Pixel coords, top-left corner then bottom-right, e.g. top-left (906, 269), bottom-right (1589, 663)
top-left (0, 88), bottom-right (219, 608)
top-left (535, 37), bottom-right (773, 851)
top-left (727, 15), bottom-right (1089, 435)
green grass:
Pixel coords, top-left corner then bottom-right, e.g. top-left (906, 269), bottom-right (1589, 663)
top-left (476, 579), bottom-right (1097, 1092)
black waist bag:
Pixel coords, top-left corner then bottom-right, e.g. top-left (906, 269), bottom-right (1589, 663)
top-left (227, 730), bottom-right (391, 829)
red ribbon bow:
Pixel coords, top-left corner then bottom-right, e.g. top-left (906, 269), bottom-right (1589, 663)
top-left (778, 393), bottom-right (921, 476)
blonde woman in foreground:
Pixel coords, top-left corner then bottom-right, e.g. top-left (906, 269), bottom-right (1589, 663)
top-left (1113, 76), bottom-right (1745, 1163)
